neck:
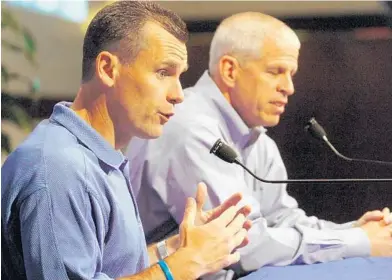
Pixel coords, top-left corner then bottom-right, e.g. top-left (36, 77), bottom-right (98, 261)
top-left (71, 83), bottom-right (130, 150)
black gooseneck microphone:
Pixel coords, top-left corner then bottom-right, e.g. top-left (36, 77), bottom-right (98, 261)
top-left (210, 139), bottom-right (392, 184)
top-left (304, 117), bottom-right (392, 166)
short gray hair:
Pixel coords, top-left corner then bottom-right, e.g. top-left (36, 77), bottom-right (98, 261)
top-left (208, 12), bottom-right (288, 75)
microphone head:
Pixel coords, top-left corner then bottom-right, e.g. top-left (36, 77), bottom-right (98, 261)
top-left (305, 117), bottom-right (328, 141)
top-left (210, 139), bottom-right (238, 163)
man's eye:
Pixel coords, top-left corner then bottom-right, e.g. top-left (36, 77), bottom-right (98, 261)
top-left (157, 69), bottom-right (169, 79)
top-left (269, 68), bottom-right (286, 76)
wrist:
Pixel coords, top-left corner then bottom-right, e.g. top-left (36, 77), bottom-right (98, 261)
top-left (165, 234), bottom-right (180, 255)
top-left (157, 259), bottom-right (174, 280)
top-left (165, 248), bottom-right (203, 280)
top-left (157, 240), bottom-right (170, 260)
top-left (343, 228), bottom-right (371, 257)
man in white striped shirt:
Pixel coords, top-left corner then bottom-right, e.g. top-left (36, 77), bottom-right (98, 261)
top-left (126, 12), bottom-right (392, 280)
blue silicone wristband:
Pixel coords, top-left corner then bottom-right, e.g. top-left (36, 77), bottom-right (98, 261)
top-left (158, 259), bottom-right (174, 280)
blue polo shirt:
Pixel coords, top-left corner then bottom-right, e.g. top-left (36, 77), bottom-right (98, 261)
top-left (1, 102), bottom-right (149, 279)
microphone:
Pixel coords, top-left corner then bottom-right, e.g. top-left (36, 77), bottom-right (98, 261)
top-left (305, 117), bottom-right (392, 166)
top-left (210, 139), bottom-right (392, 184)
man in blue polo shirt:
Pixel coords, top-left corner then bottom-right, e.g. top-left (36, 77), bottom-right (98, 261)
top-left (1, 2), bottom-right (252, 280)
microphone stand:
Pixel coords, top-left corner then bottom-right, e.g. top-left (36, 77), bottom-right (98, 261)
top-left (210, 139), bottom-right (392, 184)
top-left (305, 117), bottom-right (392, 167)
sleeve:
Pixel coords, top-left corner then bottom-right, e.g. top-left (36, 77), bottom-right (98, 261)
top-left (146, 121), bottom-right (370, 273)
top-left (18, 154), bottom-right (113, 280)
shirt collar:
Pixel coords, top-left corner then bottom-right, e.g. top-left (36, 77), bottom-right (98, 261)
top-left (194, 71), bottom-right (266, 149)
top-left (49, 101), bottom-right (126, 169)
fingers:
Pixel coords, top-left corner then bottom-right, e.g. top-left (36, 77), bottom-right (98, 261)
top-left (382, 207), bottom-right (391, 225)
top-left (231, 228), bottom-right (248, 250)
top-left (358, 208), bottom-right (392, 227)
top-left (365, 210), bottom-right (384, 220)
top-left (220, 193), bottom-right (243, 210)
top-left (195, 182), bottom-right (208, 212)
top-left (386, 214), bottom-right (392, 225)
top-left (183, 198), bottom-right (197, 227)
top-left (243, 220), bottom-right (253, 231)
top-left (214, 205), bottom-right (241, 227)
top-left (229, 251), bottom-right (241, 265)
top-left (222, 251), bottom-right (241, 268)
top-left (358, 210), bottom-right (384, 226)
top-left (233, 223), bottom-right (251, 249)
top-left (207, 193), bottom-right (244, 221)
top-left (195, 183), bottom-right (243, 212)
top-left (212, 252), bottom-right (241, 273)
top-left (208, 199), bottom-right (250, 226)
top-left (226, 214), bottom-right (250, 250)
top-left (226, 214), bottom-right (247, 235)
top-left (226, 207), bottom-right (252, 232)
top-left (222, 206), bottom-right (252, 231)
top-left (237, 205), bottom-right (252, 218)
top-left (237, 236), bottom-right (250, 249)
top-left (212, 205), bottom-right (252, 233)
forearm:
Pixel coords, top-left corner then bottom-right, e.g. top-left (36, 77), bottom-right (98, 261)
top-left (318, 220), bottom-right (356, 230)
top-left (147, 235), bottom-right (180, 265)
top-left (116, 262), bottom-right (167, 280)
top-left (236, 218), bottom-right (370, 273)
top-left (266, 206), bottom-right (355, 230)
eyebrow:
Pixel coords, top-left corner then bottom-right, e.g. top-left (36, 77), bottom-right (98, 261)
top-left (268, 63), bottom-right (298, 75)
top-left (162, 60), bottom-right (189, 73)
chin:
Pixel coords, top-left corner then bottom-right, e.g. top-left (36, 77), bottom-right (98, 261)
top-left (136, 125), bottom-right (163, 140)
top-left (260, 117), bottom-right (281, 127)
top-left (264, 121), bottom-right (280, 128)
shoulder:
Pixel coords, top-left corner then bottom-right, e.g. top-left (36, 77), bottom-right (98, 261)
top-left (2, 120), bottom-right (88, 199)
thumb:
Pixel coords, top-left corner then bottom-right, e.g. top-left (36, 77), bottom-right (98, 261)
top-left (183, 197), bottom-right (197, 227)
top-left (382, 207), bottom-right (391, 225)
top-left (196, 182), bottom-right (207, 212)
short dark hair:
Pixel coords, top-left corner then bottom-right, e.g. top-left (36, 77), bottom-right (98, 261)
top-left (82, 1), bottom-right (188, 82)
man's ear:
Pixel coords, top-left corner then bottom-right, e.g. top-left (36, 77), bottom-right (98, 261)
top-left (219, 55), bottom-right (241, 89)
top-left (95, 51), bottom-right (120, 87)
